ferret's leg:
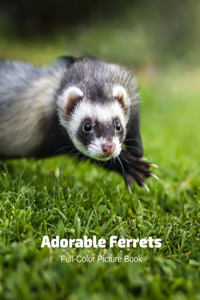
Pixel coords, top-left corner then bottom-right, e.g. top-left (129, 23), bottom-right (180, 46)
top-left (125, 110), bottom-right (143, 158)
top-left (95, 151), bottom-right (154, 190)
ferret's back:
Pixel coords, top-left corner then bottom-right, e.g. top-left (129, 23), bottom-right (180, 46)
top-left (0, 61), bottom-right (61, 158)
top-left (0, 61), bottom-right (52, 102)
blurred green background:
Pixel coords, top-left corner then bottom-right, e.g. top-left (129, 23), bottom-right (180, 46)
top-left (0, 0), bottom-right (200, 67)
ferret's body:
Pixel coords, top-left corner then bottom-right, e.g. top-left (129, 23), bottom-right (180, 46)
top-left (0, 61), bottom-right (67, 158)
top-left (0, 57), bottom-right (156, 189)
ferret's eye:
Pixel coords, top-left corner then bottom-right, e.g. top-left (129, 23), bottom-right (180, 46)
top-left (83, 122), bottom-right (92, 132)
top-left (115, 121), bottom-right (121, 132)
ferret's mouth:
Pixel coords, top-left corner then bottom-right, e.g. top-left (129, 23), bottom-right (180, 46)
top-left (97, 154), bottom-right (113, 160)
top-left (95, 153), bottom-right (114, 161)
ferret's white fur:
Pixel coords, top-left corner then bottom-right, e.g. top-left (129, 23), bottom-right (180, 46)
top-left (61, 86), bottom-right (83, 110)
top-left (0, 72), bottom-right (62, 157)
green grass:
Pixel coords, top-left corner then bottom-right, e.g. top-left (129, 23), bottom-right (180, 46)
top-left (0, 32), bottom-right (200, 299)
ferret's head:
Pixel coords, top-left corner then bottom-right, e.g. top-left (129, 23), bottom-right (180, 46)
top-left (56, 59), bottom-right (138, 161)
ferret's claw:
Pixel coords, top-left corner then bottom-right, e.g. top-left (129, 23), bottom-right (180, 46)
top-left (143, 183), bottom-right (149, 192)
top-left (128, 185), bottom-right (132, 194)
top-left (150, 164), bottom-right (159, 168)
top-left (121, 149), bottom-right (158, 191)
top-left (150, 173), bottom-right (159, 180)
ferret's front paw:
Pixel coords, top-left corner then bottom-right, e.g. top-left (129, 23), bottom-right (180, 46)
top-left (119, 150), bottom-right (158, 191)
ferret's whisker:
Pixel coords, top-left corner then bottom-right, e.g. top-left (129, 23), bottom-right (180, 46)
top-left (52, 148), bottom-right (81, 173)
top-left (119, 153), bottom-right (131, 164)
top-left (124, 138), bottom-right (141, 142)
top-left (59, 151), bottom-right (82, 173)
top-left (125, 145), bottom-right (143, 152)
top-left (117, 156), bottom-right (125, 179)
top-left (66, 157), bottom-right (82, 183)
top-left (46, 132), bottom-right (65, 140)
top-left (124, 139), bottom-right (152, 150)
top-left (101, 161), bottom-right (108, 168)
top-left (51, 145), bottom-right (75, 157)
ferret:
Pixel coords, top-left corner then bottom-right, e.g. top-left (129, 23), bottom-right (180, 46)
top-left (0, 56), bottom-right (157, 191)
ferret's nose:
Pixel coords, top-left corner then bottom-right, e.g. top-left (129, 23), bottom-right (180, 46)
top-left (101, 142), bottom-right (116, 154)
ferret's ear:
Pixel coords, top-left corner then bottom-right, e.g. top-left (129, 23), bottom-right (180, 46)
top-left (113, 85), bottom-right (128, 111)
top-left (63, 87), bottom-right (83, 115)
